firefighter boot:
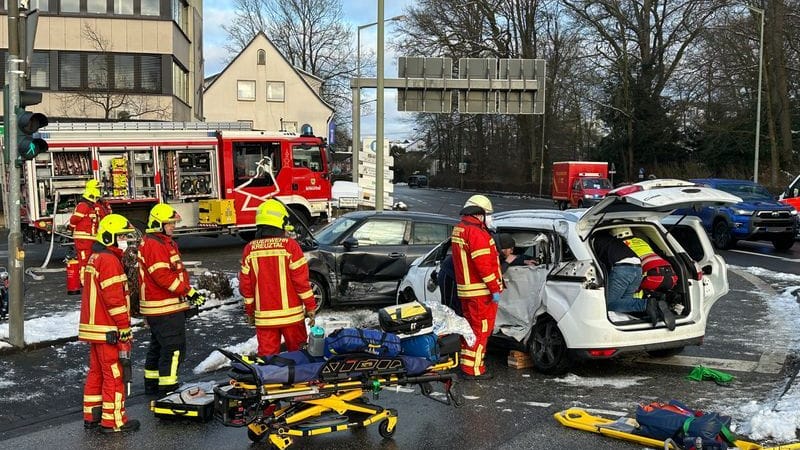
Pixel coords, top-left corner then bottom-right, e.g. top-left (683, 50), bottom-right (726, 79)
top-left (100, 419), bottom-right (140, 434)
top-left (84, 406), bottom-right (101, 429)
top-left (657, 300), bottom-right (676, 331)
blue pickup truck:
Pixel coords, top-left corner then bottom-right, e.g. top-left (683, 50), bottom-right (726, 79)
top-left (677, 178), bottom-right (797, 251)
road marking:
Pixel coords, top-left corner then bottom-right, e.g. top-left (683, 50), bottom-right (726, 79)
top-left (730, 249), bottom-right (800, 263)
top-left (633, 354), bottom-right (784, 374)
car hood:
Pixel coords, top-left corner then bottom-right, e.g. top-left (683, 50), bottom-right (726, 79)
top-left (577, 179), bottom-right (742, 240)
top-left (733, 200), bottom-right (790, 210)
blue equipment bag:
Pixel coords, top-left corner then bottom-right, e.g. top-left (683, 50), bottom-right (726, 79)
top-left (324, 327), bottom-right (401, 358)
top-left (400, 333), bottom-right (439, 362)
top-left (230, 350), bottom-right (325, 385)
top-left (635, 400), bottom-right (737, 448)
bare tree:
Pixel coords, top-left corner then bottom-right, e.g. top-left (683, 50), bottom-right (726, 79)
top-left (56, 24), bottom-right (169, 121)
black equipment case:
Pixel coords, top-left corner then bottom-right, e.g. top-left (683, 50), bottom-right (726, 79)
top-left (151, 386), bottom-right (216, 422)
top-left (379, 301), bottom-right (433, 335)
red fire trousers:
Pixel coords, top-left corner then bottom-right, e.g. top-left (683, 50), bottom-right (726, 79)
top-left (255, 322), bottom-right (308, 357)
top-left (83, 342), bottom-right (129, 429)
top-left (459, 296), bottom-right (498, 376)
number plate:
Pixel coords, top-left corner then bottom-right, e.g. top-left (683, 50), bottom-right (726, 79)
top-left (767, 227), bottom-right (789, 232)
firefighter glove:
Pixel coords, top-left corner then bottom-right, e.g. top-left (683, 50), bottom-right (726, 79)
top-left (492, 293), bottom-right (501, 304)
top-left (246, 314), bottom-right (255, 326)
top-left (305, 310), bottom-right (316, 327)
top-left (187, 288), bottom-right (206, 307)
top-left (118, 328), bottom-right (132, 343)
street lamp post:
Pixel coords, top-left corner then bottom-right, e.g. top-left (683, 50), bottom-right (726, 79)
top-left (747, 5), bottom-right (764, 183)
top-left (353, 13), bottom-right (405, 187)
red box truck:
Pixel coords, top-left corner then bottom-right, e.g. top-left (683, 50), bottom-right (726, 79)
top-left (551, 161), bottom-right (612, 210)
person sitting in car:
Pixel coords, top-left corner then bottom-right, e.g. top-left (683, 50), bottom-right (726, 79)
top-left (496, 233), bottom-right (538, 273)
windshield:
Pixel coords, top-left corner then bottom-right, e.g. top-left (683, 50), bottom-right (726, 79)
top-left (582, 178), bottom-right (612, 189)
top-left (715, 182), bottom-right (773, 201)
top-left (314, 217), bottom-right (358, 245)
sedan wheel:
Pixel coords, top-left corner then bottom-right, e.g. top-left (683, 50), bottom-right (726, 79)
top-left (309, 274), bottom-right (329, 313)
top-left (529, 317), bottom-right (572, 375)
top-left (712, 221), bottom-right (734, 250)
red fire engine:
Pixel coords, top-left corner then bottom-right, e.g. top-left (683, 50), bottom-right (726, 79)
top-left (23, 122), bottom-right (331, 240)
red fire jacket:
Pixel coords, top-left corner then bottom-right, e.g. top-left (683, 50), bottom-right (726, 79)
top-left (238, 236), bottom-right (315, 328)
top-left (69, 200), bottom-right (110, 241)
top-left (78, 245), bottom-right (131, 343)
top-left (137, 233), bottom-right (191, 316)
top-left (451, 216), bottom-right (503, 299)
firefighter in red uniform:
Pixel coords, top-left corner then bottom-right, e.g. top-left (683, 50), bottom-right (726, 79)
top-left (79, 214), bottom-right (140, 433)
top-left (137, 204), bottom-right (205, 395)
top-left (451, 195), bottom-right (503, 380)
top-left (69, 179), bottom-right (111, 286)
top-left (239, 199), bottom-right (316, 356)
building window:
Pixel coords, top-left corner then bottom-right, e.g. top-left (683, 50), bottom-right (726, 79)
top-left (257, 50), bottom-right (266, 66)
top-left (237, 120), bottom-right (254, 129)
top-left (87, 0), bottom-right (107, 13)
top-left (30, 52), bottom-right (50, 89)
top-left (87, 53), bottom-right (108, 88)
top-left (238, 80), bottom-right (256, 101)
top-left (141, 0), bottom-right (160, 15)
top-left (58, 52), bottom-right (162, 92)
top-left (114, 54), bottom-right (135, 90)
top-left (172, 60), bottom-right (189, 104)
top-left (61, 0), bottom-right (80, 13)
top-left (172, 0), bottom-right (188, 33)
top-left (59, 52), bottom-right (81, 89)
top-left (114, 0), bottom-right (134, 14)
top-left (139, 55), bottom-right (161, 92)
top-left (266, 81), bottom-right (285, 102)
top-left (29, 0), bottom-right (49, 11)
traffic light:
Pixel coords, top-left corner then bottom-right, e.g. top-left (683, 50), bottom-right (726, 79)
top-left (16, 90), bottom-right (48, 164)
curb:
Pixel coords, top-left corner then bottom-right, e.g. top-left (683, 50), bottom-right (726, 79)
top-left (0, 298), bottom-right (242, 356)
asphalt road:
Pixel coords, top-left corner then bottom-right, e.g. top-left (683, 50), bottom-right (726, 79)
top-left (1, 185), bottom-right (798, 449)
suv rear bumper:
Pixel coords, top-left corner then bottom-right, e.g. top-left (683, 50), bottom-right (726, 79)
top-left (573, 335), bottom-right (704, 360)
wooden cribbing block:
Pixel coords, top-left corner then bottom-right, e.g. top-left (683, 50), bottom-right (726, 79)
top-left (507, 350), bottom-right (534, 369)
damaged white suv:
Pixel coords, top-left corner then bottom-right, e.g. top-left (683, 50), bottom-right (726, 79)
top-left (397, 179), bottom-right (741, 374)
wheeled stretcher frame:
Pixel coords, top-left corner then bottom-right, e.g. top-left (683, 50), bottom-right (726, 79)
top-left (213, 348), bottom-right (465, 449)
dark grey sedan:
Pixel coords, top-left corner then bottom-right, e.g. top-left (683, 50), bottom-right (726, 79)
top-left (294, 210), bottom-right (457, 311)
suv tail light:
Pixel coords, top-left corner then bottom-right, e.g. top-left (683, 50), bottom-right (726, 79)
top-left (609, 184), bottom-right (643, 197)
top-left (587, 349), bottom-right (617, 358)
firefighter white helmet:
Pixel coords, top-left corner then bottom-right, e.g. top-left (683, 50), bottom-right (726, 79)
top-left (460, 194), bottom-right (493, 216)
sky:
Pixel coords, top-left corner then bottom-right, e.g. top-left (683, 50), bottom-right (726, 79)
top-left (203, 0), bottom-right (416, 141)
top-left (2, 264), bottom-right (800, 442)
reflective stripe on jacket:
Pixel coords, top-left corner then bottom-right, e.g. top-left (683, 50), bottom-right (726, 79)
top-left (451, 216), bottom-right (503, 299)
top-left (238, 236), bottom-right (315, 328)
top-left (137, 233), bottom-right (190, 316)
top-left (69, 200), bottom-right (109, 240)
top-left (78, 245), bottom-right (131, 343)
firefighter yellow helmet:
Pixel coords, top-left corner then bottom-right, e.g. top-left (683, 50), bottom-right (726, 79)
top-left (96, 214), bottom-right (134, 246)
top-left (147, 203), bottom-right (181, 232)
top-left (255, 199), bottom-right (290, 230)
top-left (611, 226), bottom-right (633, 239)
top-left (83, 179), bottom-right (101, 202)
top-left (460, 194), bottom-right (493, 215)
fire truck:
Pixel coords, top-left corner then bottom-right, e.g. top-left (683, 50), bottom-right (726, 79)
top-left (22, 122), bottom-right (332, 241)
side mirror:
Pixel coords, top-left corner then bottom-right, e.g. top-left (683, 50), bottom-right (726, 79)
top-left (343, 237), bottom-right (359, 250)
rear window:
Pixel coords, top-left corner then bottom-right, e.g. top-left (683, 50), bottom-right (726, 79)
top-left (668, 225), bottom-right (705, 261)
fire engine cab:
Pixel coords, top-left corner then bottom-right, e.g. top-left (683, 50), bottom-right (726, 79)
top-left (23, 122), bottom-right (332, 240)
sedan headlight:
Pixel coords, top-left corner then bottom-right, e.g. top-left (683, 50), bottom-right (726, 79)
top-left (732, 208), bottom-right (754, 216)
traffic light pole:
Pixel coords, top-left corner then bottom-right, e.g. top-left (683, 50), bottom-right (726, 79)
top-left (7, 0), bottom-right (25, 348)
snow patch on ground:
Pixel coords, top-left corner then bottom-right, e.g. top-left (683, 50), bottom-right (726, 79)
top-left (553, 373), bottom-right (649, 389)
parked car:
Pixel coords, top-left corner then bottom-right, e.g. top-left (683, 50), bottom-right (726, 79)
top-left (408, 175), bottom-right (428, 188)
top-left (295, 210), bottom-right (457, 312)
top-left (680, 178), bottom-right (797, 251)
top-left (397, 179), bottom-right (741, 374)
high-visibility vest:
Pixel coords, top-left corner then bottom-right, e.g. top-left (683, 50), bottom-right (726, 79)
top-left (238, 236), bottom-right (315, 328)
top-left (623, 237), bottom-right (677, 291)
top-left (137, 233), bottom-right (190, 316)
top-left (78, 246), bottom-right (131, 343)
top-left (451, 216), bottom-right (503, 300)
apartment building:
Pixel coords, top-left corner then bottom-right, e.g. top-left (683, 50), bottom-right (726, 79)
top-left (0, 0), bottom-right (203, 122)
